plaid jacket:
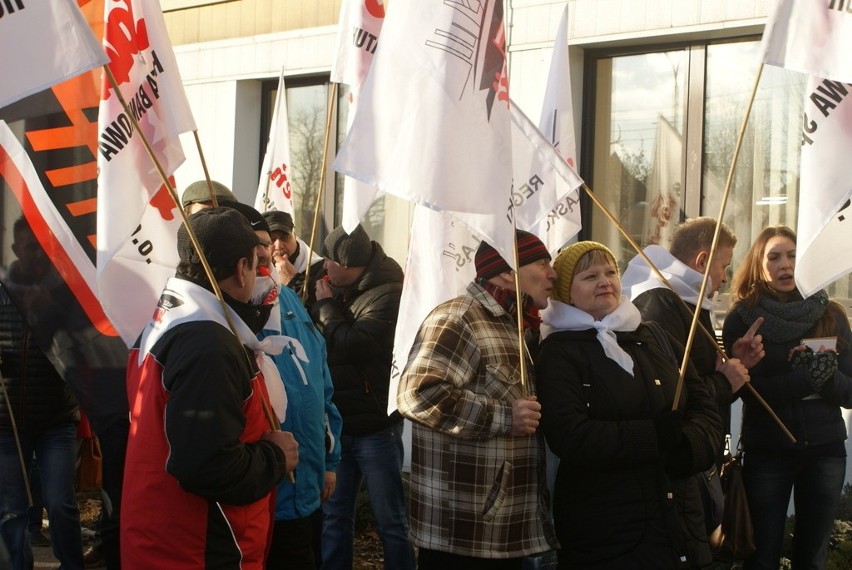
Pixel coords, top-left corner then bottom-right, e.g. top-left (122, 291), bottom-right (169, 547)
top-left (397, 282), bottom-right (558, 558)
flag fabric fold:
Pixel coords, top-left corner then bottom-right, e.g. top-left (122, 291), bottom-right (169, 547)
top-left (759, 2), bottom-right (852, 295)
top-left (254, 70), bottom-right (295, 215)
top-left (760, 0), bottom-right (852, 84)
top-left (0, 0), bottom-right (107, 109)
top-left (96, 0), bottom-right (196, 345)
top-left (791, 77), bottom-right (852, 297)
top-left (533, 2), bottom-right (580, 254)
top-left (334, 0), bottom-right (513, 217)
top-left (332, 0), bottom-right (386, 232)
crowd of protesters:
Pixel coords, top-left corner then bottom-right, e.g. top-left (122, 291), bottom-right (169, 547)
top-left (2, 180), bottom-right (851, 570)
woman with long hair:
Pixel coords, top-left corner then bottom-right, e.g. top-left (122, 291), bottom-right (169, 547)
top-left (722, 225), bottom-right (852, 569)
top-left (536, 241), bottom-right (721, 568)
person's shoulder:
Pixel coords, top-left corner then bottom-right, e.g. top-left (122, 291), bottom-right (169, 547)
top-left (157, 320), bottom-right (241, 361)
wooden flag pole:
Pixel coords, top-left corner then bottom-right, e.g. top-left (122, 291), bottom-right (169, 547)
top-left (508, 217), bottom-right (528, 395)
top-left (303, 82), bottom-right (338, 304)
top-left (192, 130), bottom-right (219, 207)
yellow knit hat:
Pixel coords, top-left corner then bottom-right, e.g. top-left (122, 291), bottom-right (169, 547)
top-left (552, 241), bottom-right (618, 304)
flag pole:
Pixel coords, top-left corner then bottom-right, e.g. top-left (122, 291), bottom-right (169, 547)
top-left (303, 82), bottom-right (338, 304)
top-left (581, 163), bottom-right (794, 442)
top-left (102, 65), bottom-right (282, 434)
top-left (508, 214), bottom-right (528, 395)
top-left (671, 66), bottom-right (769, 408)
top-left (192, 130), bottom-right (219, 207)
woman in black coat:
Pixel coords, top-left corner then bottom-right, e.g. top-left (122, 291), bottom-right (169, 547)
top-left (722, 226), bottom-right (852, 570)
top-left (536, 241), bottom-right (721, 569)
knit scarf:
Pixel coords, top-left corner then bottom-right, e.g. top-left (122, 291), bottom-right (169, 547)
top-left (540, 296), bottom-right (642, 375)
top-left (735, 289), bottom-right (829, 343)
top-left (480, 279), bottom-right (542, 330)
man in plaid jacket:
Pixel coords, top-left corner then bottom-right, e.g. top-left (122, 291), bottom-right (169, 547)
top-left (397, 230), bottom-right (560, 570)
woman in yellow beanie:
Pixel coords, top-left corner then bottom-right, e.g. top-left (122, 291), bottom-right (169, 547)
top-left (535, 241), bottom-right (721, 569)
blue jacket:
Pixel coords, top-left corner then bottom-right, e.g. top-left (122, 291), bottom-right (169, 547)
top-left (260, 286), bottom-right (343, 520)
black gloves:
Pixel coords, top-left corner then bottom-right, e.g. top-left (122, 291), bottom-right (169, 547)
top-left (791, 348), bottom-right (838, 392)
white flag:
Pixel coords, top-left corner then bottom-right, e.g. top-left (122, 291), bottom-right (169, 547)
top-left (255, 70), bottom-right (294, 214)
top-left (760, 0), bottom-right (852, 83)
top-left (96, 0), bottom-right (196, 345)
top-left (643, 116), bottom-right (683, 247)
top-left (509, 102), bottom-right (582, 254)
top-left (334, 0), bottom-right (512, 217)
top-left (332, 0), bottom-right (387, 231)
top-left (794, 77), bottom-right (852, 297)
top-left (0, 0), bottom-right (107, 109)
top-left (330, 0), bottom-right (385, 90)
top-left (387, 206), bottom-right (481, 414)
top-left (533, 3), bottom-right (581, 254)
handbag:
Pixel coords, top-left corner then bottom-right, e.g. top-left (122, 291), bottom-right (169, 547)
top-left (712, 451), bottom-right (756, 561)
top-left (76, 415), bottom-right (103, 492)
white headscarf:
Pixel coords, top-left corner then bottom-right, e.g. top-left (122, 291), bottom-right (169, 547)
top-left (541, 296), bottom-right (642, 375)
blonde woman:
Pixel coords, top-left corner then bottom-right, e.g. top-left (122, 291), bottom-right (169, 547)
top-left (536, 241), bottom-right (721, 569)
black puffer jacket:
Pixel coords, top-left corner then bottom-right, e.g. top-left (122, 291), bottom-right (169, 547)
top-left (633, 287), bottom-right (733, 463)
top-left (310, 242), bottom-right (403, 435)
top-left (0, 288), bottom-right (78, 434)
top-left (536, 324), bottom-right (721, 569)
top-left (723, 305), bottom-right (852, 451)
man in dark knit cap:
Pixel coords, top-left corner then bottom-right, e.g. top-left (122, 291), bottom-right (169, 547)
top-left (121, 207), bottom-right (298, 569)
top-left (309, 224), bottom-right (415, 569)
top-left (397, 229), bottom-right (560, 569)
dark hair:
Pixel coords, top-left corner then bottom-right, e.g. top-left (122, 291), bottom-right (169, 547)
top-left (176, 245), bottom-right (257, 286)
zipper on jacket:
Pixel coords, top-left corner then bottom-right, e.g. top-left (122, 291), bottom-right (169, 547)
top-left (288, 343), bottom-right (308, 385)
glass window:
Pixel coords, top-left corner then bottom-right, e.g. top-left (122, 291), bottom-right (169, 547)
top-left (703, 41), bottom-right (805, 287)
top-left (587, 39), bottom-right (851, 309)
top-left (261, 79), bottom-right (411, 265)
top-left (589, 49), bottom-right (688, 268)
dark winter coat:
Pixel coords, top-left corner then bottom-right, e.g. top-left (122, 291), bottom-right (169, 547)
top-left (310, 242), bottom-right (403, 435)
top-left (723, 306), bottom-right (852, 451)
top-left (536, 324), bottom-right (721, 569)
top-left (633, 287), bottom-right (733, 461)
top-left (0, 287), bottom-right (77, 435)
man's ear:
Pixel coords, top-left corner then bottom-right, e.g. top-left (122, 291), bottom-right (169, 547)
top-left (235, 257), bottom-right (251, 287)
top-left (492, 270), bottom-right (516, 289)
top-left (693, 250), bottom-right (709, 272)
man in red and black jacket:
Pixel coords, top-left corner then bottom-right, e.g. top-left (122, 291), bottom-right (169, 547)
top-left (121, 208), bottom-right (298, 569)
